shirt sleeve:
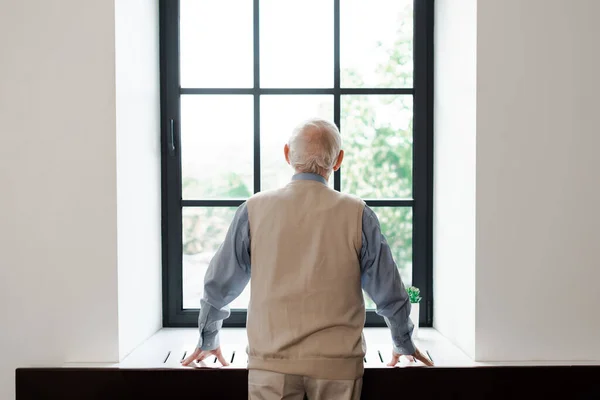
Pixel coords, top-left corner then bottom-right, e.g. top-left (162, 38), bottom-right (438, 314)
top-left (197, 202), bottom-right (251, 351)
top-left (360, 206), bottom-right (416, 355)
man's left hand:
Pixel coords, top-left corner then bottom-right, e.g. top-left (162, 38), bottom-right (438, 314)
top-left (181, 347), bottom-right (229, 367)
top-left (388, 347), bottom-right (434, 367)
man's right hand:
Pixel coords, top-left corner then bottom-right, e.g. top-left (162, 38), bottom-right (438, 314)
top-left (181, 347), bottom-right (229, 367)
top-left (388, 348), bottom-right (434, 367)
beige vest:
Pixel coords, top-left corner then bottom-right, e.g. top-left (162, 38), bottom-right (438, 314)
top-left (246, 179), bottom-right (366, 380)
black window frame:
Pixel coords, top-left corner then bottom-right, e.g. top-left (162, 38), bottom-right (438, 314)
top-left (160, 0), bottom-right (434, 328)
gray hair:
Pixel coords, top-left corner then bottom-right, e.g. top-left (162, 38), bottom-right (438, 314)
top-left (288, 118), bottom-right (342, 176)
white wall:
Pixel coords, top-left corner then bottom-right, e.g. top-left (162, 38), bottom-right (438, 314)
top-left (435, 0), bottom-right (600, 362)
top-left (0, 1), bottom-right (119, 399)
top-left (475, 0), bottom-right (600, 361)
top-left (115, 0), bottom-right (162, 360)
top-left (0, 0), bottom-right (162, 398)
top-left (433, 0), bottom-right (477, 359)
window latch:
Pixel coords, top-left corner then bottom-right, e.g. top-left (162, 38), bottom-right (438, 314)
top-left (168, 119), bottom-right (176, 156)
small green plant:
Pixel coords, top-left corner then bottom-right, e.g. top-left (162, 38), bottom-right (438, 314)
top-left (407, 286), bottom-right (422, 304)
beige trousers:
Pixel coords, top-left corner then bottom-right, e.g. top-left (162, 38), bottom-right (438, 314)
top-left (248, 370), bottom-right (362, 400)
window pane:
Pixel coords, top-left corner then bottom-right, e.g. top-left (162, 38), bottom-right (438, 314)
top-left (180, 0), bottom-right (253, 88)
top-left (260, 0), bottom-right (333, 88)
top-left (341, 95), bottom-right (412, 198)
top-left (341, 0), bottom-right (413, 88)
top-left (364, 207), bottom-right (412, 309)
top-left (181, 95), bottom-right (253, 200)
top-left (183, 207), bottom-right (250, 309)
top-left (261, 95), bottom-right (334, 191)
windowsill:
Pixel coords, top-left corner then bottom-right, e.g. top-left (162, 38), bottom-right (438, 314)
top-left (62, 327), bottom-right (600, 368)
top-left (63, 328), bottom-right (472, 368)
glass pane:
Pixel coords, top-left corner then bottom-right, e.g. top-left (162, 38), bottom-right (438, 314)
top-left (363, 207), bottom-right (412, 309)
top-left (181, 95), bottom-right (254, 199)
top-left (183, 207), bottom-right (251, 309)
top-left (180, 0), bottom-right (253, 88)
top-left (261, 95), bottom-right (334, 191)
top-left (341, 0), bottom-right (413, 88)
top-left (341, 95), bottom-right (412, 198)
top-left (260, 0), bottom-right (333, 88)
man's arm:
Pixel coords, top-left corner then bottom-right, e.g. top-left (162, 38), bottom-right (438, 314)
top-left (182, 203), bottom-right (251, 366)
top-left (360, 206), bottom-right (432, 366)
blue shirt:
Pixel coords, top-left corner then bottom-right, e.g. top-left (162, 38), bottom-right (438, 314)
top-left (198, 173), bottom-right (416, 355)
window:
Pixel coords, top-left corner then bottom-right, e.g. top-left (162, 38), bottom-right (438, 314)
top-left (161, 0), bottom-right (433, 327)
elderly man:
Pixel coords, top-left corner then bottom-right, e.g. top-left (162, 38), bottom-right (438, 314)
top-left (182, 118), bottom-right (433, 399)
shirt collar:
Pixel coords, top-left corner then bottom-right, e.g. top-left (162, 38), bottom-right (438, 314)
top-left (292, 173), bottom-right (328, 185)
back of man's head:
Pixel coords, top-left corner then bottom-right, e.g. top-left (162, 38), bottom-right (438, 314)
top-left (287, 118), bottom-right (342, 178)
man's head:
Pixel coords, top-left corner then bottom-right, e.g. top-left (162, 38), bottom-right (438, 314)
top-left (284, 118), bottom-right (344, 180)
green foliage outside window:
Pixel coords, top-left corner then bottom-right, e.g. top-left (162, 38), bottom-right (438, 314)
top-left (183, 4), bottom-right (414, 310)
